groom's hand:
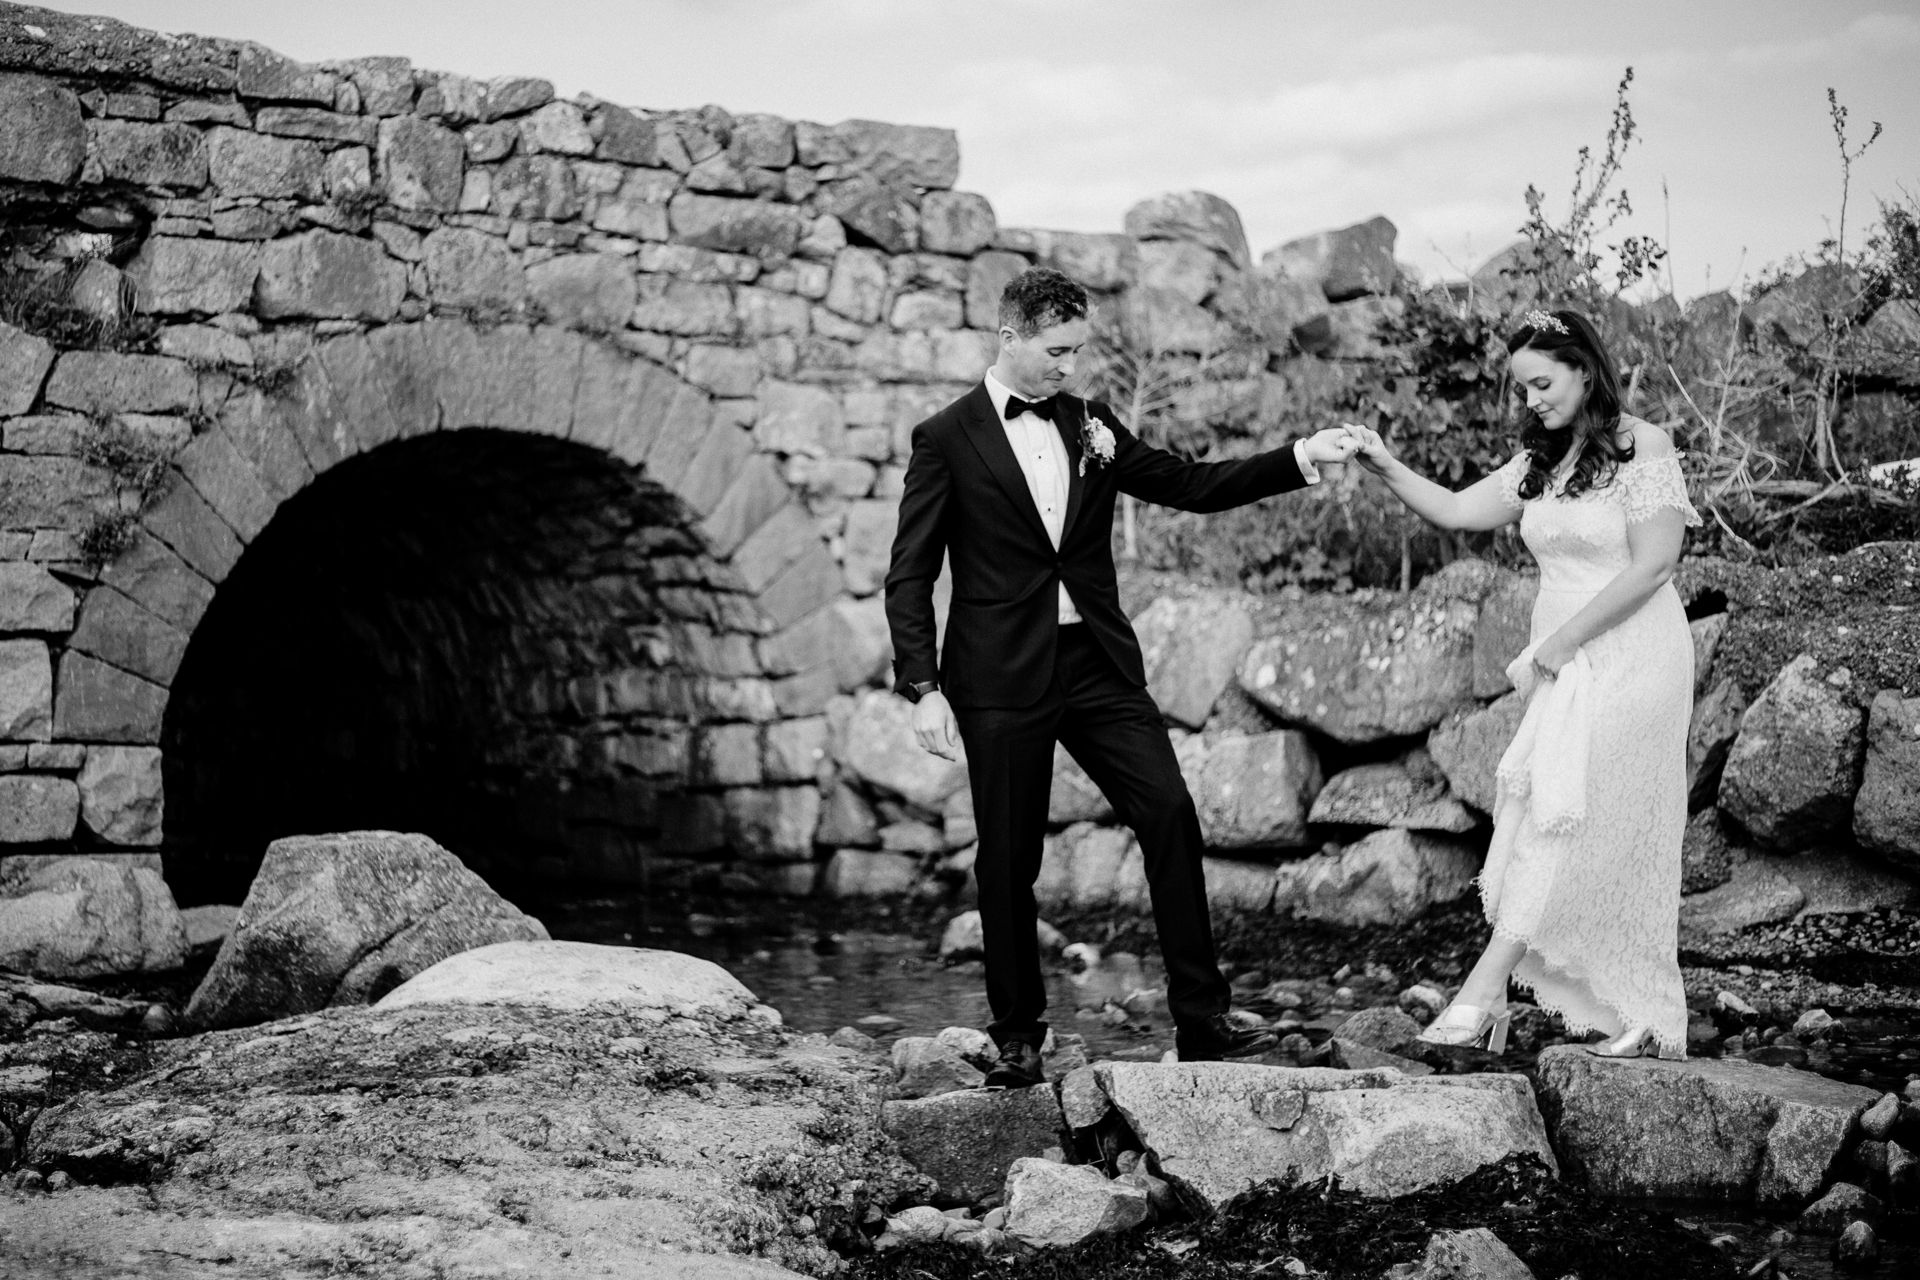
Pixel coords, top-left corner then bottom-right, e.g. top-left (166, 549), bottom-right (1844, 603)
top-left (913, 690), bottom-right (962, 762)
top-left (1302, 426), bottom-right (1362, 468)
top-left (1340, 422), bottom-right (1393, 473)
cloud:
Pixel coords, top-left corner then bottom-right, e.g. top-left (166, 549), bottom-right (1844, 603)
top-left (1721, 11), bottom-right (1920, 70)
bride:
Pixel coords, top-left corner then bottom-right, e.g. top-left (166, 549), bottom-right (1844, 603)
top-left (1344, 308), bottom-right (1698, 1060)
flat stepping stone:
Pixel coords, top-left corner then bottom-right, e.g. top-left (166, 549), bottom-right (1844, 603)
top-left (376, 939), bottom-right (761, 1020)
top-left (1089, 1061), bottom-right (1555, 1211)
top-left (1534, 1044), bottom-right (1881, 1205)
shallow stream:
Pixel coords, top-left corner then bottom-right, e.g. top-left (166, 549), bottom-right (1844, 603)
top-left (536, 891), bottom-right (1920, 1279)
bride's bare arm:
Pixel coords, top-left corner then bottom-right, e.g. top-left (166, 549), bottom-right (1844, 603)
top-left (1344, 424), bottom-right (1520, 532)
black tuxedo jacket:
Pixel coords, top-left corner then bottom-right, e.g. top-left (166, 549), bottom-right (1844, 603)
top-left (884, 382), bottom-right (1309, 709)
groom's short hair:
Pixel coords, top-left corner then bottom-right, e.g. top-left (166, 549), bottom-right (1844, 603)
top-left (998, 267), bottom-right (1088, 338)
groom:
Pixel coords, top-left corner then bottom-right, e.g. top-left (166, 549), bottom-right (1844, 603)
top-left (884, 267), bottom-right (1359, 1086)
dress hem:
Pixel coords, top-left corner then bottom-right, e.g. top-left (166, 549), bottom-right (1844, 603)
top-left (1480, 884), bottom-right (1688, 1059)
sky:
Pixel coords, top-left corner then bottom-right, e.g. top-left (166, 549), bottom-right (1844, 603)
top-left (29, 0), bottom-right (1920, 299)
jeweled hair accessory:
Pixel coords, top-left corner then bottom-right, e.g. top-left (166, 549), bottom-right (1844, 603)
top-left (1524, 309), bottom-right (1570, 335)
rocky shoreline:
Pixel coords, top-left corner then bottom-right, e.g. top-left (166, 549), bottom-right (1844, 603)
top-left (5, 869), bottom-right (1919, 1278)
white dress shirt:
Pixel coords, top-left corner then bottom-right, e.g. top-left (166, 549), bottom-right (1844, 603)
top-left (982, 370), bottom-right (1323, 627)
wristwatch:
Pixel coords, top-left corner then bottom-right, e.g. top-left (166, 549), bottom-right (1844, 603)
top-left (902, 680), bottom-right (940, 704)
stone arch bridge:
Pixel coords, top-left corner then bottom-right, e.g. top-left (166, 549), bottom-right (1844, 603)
top-left (0, 2), bottom-right (1361, 901)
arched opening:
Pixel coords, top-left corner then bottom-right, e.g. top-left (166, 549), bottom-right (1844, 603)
top-left (160, 430), bottom-right (735, 905)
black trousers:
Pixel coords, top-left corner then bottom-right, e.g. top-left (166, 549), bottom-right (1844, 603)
top-left (953, 623), bottom-right (1231, 1048)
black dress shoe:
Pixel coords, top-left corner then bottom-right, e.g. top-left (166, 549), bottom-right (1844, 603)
top-left (1176, 1013), bottom-right (1279, 1062)
top-left (983, 1040), bottom-right (1045, 1088)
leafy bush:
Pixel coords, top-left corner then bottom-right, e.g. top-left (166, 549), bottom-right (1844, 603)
top-left (1112, 71), bottom-right (1917, 593)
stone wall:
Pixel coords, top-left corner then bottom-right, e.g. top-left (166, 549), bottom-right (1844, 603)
top-left (0, 3), bottom-right (1404, 901)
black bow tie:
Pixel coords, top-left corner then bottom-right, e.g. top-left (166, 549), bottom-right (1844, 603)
top-left (1004, 394), bottom-right (1058, 422)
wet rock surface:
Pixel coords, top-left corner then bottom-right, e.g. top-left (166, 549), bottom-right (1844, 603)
top-left (882, 1086), bottom-right (1065, 1205)
top-left (847, 1155), bottom-right (1752, 1279)
top-left (1536, 1045), bottom-right (1881, 1204)
top-left (1093, 1060), bottom-right (1556, 1210)
top-left (185, 830), bottom-right (549, 1030)
top-left (0, 855), bottom-right (186, 979)
top-left (4, 999), bottom-right (918, 1279)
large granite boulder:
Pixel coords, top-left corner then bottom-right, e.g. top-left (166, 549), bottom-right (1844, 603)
top-left (1679, 859), bottom-right (1804, 944)
top-left (1273, 830), bottom-right (1480, 927)
top-left (1122, 190), bottom-right (1252, 270)
top-left (1690, 613), bottom-right (1730, 696)
top-left (1686, 678), bottom-right (1749, 811)
top-left (820, 849), bottom-right (919, 898)
top-left (185, 830), bottom-right (550, 1030)
top-left (1035, 823), bottom-right (1146, 910)
top-left (1239, 562), bottom-right (1490, 743)
top-left (1427, 691), bottom-right (1528, 815)
top-left (881, 1087), bottom-right (1066, 1205)
top-left (1091, 1061), bottom-right (1555, 1211)
top-left (837, 689), bottom-right (969, 810)
top-left (1004, 1158), bottom-right (1149, 1248)
top-left (1402, 1230), bottom-right (1536, 1280)
top-left (1854, 691), bottom-right (1920, 871)
top-left (1768, 845), bottom-right (1915, 916)
top-left (76, 745), bottom-right (165, 846)
top-left (1204, 856), bottom-right (1280, 912)
top-left (1718, 655), bottom-right (1867, 850)
top-left (1262, 216), bottom-right (1398, 302)
top-left (1049, 743), bottom-right (1114, 824)
top-left (890, 1036), bottom-right (984, 1099)
top-left (1184, 730), bottom-right (1324, 848)
top-left (937, 909), bottom-right (1067, 962)
top-left (1307, 750), bottom-right (1478, 833)
top-left (1131, 590), bottom-right (1258, 729)
top-left (377, 940), bottom-right (760, 1020)
top-left (1535, 1045), bottom-right (1880, 1205)
top-left (0, 856), bottom-right (186, 979)
top-left (1680, 810), bottom-right (1739, 895)
top-left (1471, 572), bottom-right (1538, 698)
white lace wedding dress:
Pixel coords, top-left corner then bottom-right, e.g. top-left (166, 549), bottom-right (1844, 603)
top-left (1479, 445), bottom-right (1702, 1056)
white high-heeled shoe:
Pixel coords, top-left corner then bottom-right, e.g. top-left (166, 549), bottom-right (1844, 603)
top-left (1587, 1026), bottom-right (1685, 1060)
top-left (1416, 1002), bottom-right (1511, 1054)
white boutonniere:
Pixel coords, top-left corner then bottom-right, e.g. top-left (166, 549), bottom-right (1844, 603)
top-left (1079, 413), bottom-right (1115, 476)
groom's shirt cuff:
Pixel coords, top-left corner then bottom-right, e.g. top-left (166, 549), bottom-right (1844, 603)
top-left (1293, 439), bottom-right (1321, 485)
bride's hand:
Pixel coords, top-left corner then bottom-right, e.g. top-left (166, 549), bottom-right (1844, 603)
top-left (1532, 636), bottom-right (1577, 677)
top-left (1341, 423), bottom-right (1393, 473)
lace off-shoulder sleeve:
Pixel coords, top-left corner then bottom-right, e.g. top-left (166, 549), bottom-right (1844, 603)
top-left (1494, 452), bottom-right (1530, 509)
top-left (1616, 456), bottom-right (1702, 526)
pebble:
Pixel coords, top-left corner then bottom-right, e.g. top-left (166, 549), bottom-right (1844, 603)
top-left (1859, 1093), bottom-right (1902, 1141)
top-left (1398, 984), bottom-right (1447, 1017)
top-left (1799, 1182), bottom-right (1881, 1235)
top-left (1888, 1141), bottom-right (1917, 1205)
top-left (934, 1025), bottom-right (994, 1064)
top-left (1715, 990), bottom-right (1758, 1019)
top-left (886, 1205), bottom-right (949, 1246)
top-left (1833, 1219), bottom-right (1878, 1266)
top-left (45, 1170), bottom-right (71, 1192)
top-left (1793, 1008), bottom-right (1837, 1039)
top-left (856, 1014), bottom-right (902, 1031)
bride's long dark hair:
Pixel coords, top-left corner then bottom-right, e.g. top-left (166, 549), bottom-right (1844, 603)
top-left (1507, 308), bottom-right (1632, 501)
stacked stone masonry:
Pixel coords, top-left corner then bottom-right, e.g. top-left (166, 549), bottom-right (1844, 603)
top-left (2, 4), bottom-right (1912, 918)
top-left (0, 3), bottom-right (1362, 899)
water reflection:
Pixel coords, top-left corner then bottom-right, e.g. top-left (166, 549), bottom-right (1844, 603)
top-left (537, 895), bottom-right (1173, 1059)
